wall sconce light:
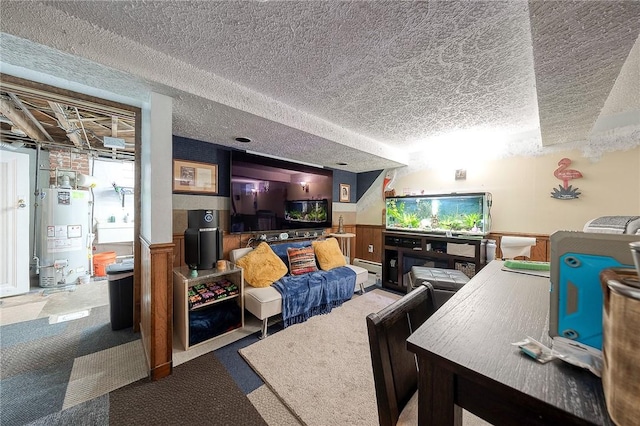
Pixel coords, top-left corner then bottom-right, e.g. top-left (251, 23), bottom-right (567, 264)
top-left (300, 181), bottom-right (309, 192)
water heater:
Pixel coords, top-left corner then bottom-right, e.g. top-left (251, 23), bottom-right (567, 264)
top-left (39, 188), bottom-right (91, 287)
top-left (184, 210), bottom-right (223, 270)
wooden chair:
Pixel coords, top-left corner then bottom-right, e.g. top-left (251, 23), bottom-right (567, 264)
top-left (366, 284), bottom-right (437, 426)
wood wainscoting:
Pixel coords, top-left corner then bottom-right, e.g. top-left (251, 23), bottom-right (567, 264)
top-left (172, 232), bottom-right (260, 267)
top-left (488, 232), bottom-right (550, 262)
top-left (351, 226), bottom-right (550, 263)
top-left (174, 226), bottom-right (552, 266)
top-left (140, 237), bottom-right (174, 380)
top-left (221, 227), bottom-right (359, 261)
top-left (174, 225), bottom-right (359, 266)
top-left (354, 224), bottom-right (384, 264)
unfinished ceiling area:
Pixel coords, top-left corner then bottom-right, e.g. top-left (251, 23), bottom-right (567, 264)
top-left (0, 79), bottom-right (136, 158)
top-left (0, 1), bottom-right (639, 172)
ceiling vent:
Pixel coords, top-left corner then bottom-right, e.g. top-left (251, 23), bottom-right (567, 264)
top-left (103, 136), bottom-right (126, 149)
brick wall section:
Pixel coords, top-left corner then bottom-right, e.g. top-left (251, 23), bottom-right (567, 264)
top-left (48, 147), bottom-right (90, 184)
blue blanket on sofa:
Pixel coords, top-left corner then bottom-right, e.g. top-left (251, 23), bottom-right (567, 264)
top-left (272, 266), bottom-right (356, 328)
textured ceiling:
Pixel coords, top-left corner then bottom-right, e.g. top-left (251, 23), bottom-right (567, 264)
top-left (529, 1), bottom-right (640, 147)
top-left (1, 1), bottom-right (639, 173)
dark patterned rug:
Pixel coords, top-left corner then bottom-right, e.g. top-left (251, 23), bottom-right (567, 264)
top-left (108, 353), bottom-right (268, 425)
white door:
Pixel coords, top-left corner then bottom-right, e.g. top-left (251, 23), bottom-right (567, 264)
top-left (0, 150), bottom-right (30, 297)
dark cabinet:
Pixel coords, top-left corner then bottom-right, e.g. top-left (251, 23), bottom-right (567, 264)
top-left (382, 231), bottom-right (486, 293)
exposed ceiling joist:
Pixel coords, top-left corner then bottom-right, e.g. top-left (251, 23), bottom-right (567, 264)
top-left (6, 92), bottom-right (56, 144)
top-left (0, 76), bottom-right (138, 158)
top-left (111, 115), bottom-right (118, 157)
top-left (48, 101), bottom-right (83, 147)
top-left (0, 97), bottom-right (49, 142)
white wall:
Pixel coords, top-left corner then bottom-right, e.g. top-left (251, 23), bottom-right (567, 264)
top-left (140, 92), bottom-right (173, 243)
top-left (358, 146), bottom-right (640, 235)
top-left (92, 159), bottom-right (135, 224)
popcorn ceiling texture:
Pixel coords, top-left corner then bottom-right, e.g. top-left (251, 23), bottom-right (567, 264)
top-left (0, 1), bottom-right (638, 172)
top-left (529, 1), bottom-right (640, 147)
top-left (600, 38), bottom-right (640, 118)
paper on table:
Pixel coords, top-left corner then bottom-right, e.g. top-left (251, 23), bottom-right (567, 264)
top-left (501, 236), bottom-right (536, 259)
top-left (501, 265), bottom-right (550, 278)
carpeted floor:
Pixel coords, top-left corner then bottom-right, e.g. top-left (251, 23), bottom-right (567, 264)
top-left (108, 353), bottom-right (268, 426)
top-left (2, 275), bottom-right (386, 425)
top-left (0, 302), bottom-right (145, 426)
top-left (28, 331), bottom-right (299, 426)
top-left (239, 289), bottom-right (400, 426)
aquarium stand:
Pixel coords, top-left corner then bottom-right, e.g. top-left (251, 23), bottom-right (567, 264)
top-left (382, 230), bottom-right (487, 293)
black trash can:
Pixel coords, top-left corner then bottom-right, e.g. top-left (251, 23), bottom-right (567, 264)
top-left (106, 262), bottom-right (134, 331)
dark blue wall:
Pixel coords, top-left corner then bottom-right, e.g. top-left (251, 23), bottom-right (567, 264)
top-left (332, 169), bottom-right (383, 202)
top-left (173, 135), bottom-right (382, 202)
top-left (357, 170), bottom-right (383, 200)
top-left (173, 136), bottom-right (231, 197)
top-left (332, 169), bottom-right (356, 202)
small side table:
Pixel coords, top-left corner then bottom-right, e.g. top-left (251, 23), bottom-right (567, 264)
top-left (329, 232), bottom-right (356, 263)
top-left (173, 261), bottom-right (244, 350)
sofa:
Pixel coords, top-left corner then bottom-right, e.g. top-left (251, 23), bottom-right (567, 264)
top-left (230, 239), bottom-right (368, 338)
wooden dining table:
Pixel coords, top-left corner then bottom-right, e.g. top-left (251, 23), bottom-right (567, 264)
top-left (406, 260), bottom-right (614, 425)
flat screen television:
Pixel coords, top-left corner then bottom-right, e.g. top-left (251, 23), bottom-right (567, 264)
top-left (230, 151), bottom-right (333, 233)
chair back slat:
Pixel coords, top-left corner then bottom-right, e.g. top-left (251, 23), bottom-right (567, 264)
top-left (366, 285), bottom-right (436, 426)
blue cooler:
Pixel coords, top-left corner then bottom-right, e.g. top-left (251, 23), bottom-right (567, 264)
top-left (549, 231), bottom-right (637, 349)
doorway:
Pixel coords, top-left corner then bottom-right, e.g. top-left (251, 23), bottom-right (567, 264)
top-left (1, 73), bottom-right (140, 314)
top-left (0, 74), bottom-right (146, 422)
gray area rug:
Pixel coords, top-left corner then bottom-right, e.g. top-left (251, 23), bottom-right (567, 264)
top-left (239, 289), bottom-right (400, 426)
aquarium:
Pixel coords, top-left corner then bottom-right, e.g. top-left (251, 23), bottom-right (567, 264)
top-left (385, 192), bottom-right (492, 236)
top-left (284, 199), bottom-right (330, 228)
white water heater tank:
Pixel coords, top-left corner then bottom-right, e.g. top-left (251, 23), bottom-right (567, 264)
top-left (39, 188), bottom-right (91, 287)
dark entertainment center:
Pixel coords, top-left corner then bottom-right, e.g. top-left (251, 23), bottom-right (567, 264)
top-left (382, 230), bottom-right (487, 293)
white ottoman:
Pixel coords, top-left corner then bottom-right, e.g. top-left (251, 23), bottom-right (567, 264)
top-left (409, 266), bottom-right (470, 309)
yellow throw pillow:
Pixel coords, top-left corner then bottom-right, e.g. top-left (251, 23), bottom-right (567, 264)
top-left (236, 242), bottom-right (288, 288)
top-left (312, 237), bottom-right (347, 271)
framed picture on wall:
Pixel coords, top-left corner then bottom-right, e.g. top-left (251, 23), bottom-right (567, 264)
top-left (173, 159), bottom-right (218, 194)
top-left (339, 183), bottom-right (350, 202)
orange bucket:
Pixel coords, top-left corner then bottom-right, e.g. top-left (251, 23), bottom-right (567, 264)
top-left (93, 251), bottom-right (116, 276)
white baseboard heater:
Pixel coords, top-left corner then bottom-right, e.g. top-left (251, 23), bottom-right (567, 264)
top-left (353, 258), bottom-right (382, 275)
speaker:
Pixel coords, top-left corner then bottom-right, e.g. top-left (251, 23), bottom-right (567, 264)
top-left (188, 209), bottom-right (218, 229)
top-left (184, 228), bottom-right (223, 270)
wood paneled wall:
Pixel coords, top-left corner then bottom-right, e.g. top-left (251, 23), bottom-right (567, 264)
top-left (354, 225), bottom-right (384, 263)
top-left (351, 226), bottom-right (550, 263)
top-left (140, 237), bottom-right (174, 380)
top-left (174, 227), bottom-right (551, 266)
top-left (174, 225), bottom-right (361, 265)
top-left (487, 232), bottom-right (550, 262)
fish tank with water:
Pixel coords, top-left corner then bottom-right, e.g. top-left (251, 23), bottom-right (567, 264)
top-left (284, 199), bottom-right (330, 228)
top-left (385, 192), bottom-right (492, 236)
